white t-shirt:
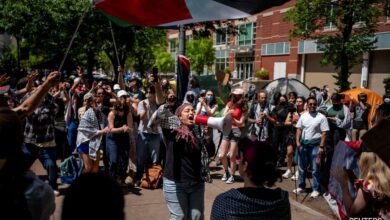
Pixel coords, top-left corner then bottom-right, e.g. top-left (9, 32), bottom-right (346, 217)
top-left (296, 111), bottom-right (329, 141)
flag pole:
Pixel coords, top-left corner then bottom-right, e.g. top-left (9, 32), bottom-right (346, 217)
top-left (58, 9), bottom-right (87, 73)
top-left (109, 21), bottom-right (121, 67)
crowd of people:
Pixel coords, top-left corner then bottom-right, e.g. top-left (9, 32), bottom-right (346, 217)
top-left (0, 66), bottom-right (390, 220)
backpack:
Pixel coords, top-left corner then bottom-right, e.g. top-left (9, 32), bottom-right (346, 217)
top-left (140, 164), bottom-right (163, 189)
top-left (59, 155), bottom-right (83, 184)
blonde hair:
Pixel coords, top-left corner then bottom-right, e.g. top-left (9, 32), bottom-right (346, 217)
top-left (359, 152), bottom-right (390, 198)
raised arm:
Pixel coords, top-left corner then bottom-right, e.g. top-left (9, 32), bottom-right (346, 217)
top-left (13, 71), bottom-right (60, 119)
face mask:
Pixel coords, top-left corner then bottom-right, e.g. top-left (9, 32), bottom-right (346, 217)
top-left (187, 94), bottom-right (195, 103)
top-left (205, 95), bottom-right (212, 103)
top-left (384, 97), bottom-right (390, 104)
top-left (232, 95), bottom-right (241, 103)
top-left (167, 96), bottom-right (177, 103)
top-left (333, 103), bottom-right (341, 109)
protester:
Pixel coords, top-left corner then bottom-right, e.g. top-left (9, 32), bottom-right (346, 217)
top-left (135, 85), bottom-right (161, 185)
top-left (0, 107), bottom-right (55, 220)
top-left (248, 90), bottom-right (270, 141)
top-left (195, 90), bottom-right (218, 117)
top-left (372, 93), bottom-right (390, 126)
top-left (219, 88), bottom-right (246, 184)
top-left (283, 96), bottom-right (305, 179)
top-left (22, 91), bottom-right (59, 195)
top-left (211, 137), bottom-right (291, 220)
top-left (294, 97), bottom-right (329, 198)
top-left (332, 119), bottom-right (390, 218)
top-left (76, 93), bottom-right (109, 173)
top-left (161, 103), bottom-right (205, 220)
top-left (106, 90), bottom-right (133, 184)
top-left (350, 93), bottom-right (371, 141)
top-left (268, 95), bottom-right (290, 167)
top-left (62, 173), bottom-right (125, 220)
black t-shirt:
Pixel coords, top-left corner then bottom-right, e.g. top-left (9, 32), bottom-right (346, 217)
top-left (162, 128), bottom-right (202, 182)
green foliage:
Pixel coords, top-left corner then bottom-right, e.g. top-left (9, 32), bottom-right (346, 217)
top-left (129, 27), bottom-right (167, 73)
top-left (384, 77), bottom-right (390, 86)
top-left (154, 50), bottom-right (175, 73)
top-left (255, 69), bottom-right (269, 79)
top-left (186, 37), bottom-right (215, 75)
top-left (0, 48), bottom-right (18, 75)
top-left (284, 0), bottom-right (385, 91)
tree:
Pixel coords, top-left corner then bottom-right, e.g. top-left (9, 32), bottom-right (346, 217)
top-left (129, 27), bottom-right (167, 73)
top-left (186, 37), bottom-right (215, 75)
top-left (154, 50), bottom-right (175, 73)
top-left (284, 0), bottom-right (386, 91)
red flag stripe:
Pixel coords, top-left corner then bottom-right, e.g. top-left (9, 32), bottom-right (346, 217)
top-left (95, 0), bottom-right (192, 26)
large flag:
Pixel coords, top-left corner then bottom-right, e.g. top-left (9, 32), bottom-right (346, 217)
top-left (177, 55), bottom-right (190, 103)
top-left (93, 0), bottom-right (289, 27)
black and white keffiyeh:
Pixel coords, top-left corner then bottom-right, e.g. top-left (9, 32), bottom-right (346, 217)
top-left (76, 108), bottom-right (107, 160)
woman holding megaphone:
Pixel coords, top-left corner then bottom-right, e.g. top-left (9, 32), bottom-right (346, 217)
top-left (218, 88), bottom-right (246, 184)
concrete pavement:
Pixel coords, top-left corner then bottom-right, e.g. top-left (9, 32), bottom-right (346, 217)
top-left (31, 160), bottom-right (337, 220)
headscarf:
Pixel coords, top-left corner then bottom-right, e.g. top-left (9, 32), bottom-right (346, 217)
top-left (173, 103), bottom-right (196, 149)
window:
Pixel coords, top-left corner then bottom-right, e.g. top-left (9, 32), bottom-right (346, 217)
top-left (215, 50), bottom-right (228, 72)
top-left (387, 1), bottom-right (390, 23)
top-left (169, 39), bottom-right (176, 58)
top-left (324, 3), bottom-right (339, 30)
top-left (261, 42), bottom-right (290, 56)
top-left (237, 23), bottom-right (255, 46)
top-left (216, 28), bottom-right (227, 45)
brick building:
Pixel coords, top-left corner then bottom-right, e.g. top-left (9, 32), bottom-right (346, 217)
top-left (167, 0), bottom-right (390, 94)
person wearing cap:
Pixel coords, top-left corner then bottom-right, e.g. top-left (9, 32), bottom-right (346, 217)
top-left (219, 88), bottom-right (246, 184)
top-left (106, 90), bottom-right (133, 184)
top-left (0, 108), bottom-right (55, 220)
top-left (211, 137), bottom-right (291, 220)
top-left (332, 119), bottom-right (390, 218)
top-left (76, 93), bottom-right (109, 173)
top-left (161, 103), bottom-right (206, 220)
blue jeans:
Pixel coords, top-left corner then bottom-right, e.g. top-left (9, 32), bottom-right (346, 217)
top-left (106, 133), bottom-right (130, 180)
top-left (163, 178), bottom-right (205, 220)
top-left (135, 132), bottom-right (160, 181)
top-left (67, 120), bottom-right (78, 153)
top-left (298, 145), bottom-right (320, 192)
top-left (23, 143), bottom-right (58, 190)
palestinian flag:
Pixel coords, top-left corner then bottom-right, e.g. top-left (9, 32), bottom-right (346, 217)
top-left (94, 0), bottom-right (288, 27)
top-left (176, 55), bottom-right (190, 103)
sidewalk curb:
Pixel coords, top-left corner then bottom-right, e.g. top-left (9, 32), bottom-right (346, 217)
top-left (290, 199), bottom-right (331, 219)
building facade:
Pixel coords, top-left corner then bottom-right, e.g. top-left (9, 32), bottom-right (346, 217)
top-left (167, 0), bottom-right (390, 95)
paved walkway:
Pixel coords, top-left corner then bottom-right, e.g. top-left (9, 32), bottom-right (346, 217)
top-left (31, 160), bottom-right (337, 220)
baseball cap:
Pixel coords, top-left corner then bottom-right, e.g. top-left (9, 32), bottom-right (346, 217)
top-left (232, 88), bottom-right (244, 95)
top-left (117, 90), bottom-right (128, 98)
top-left (113, 84), bottom-right (121, 91)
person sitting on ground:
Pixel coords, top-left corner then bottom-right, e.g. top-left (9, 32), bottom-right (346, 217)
top-left (62, 173), bottom-right (125, 220)
top-left (211, 137), bottom-right (291, 220)
top-left (0, 107), bottom-right (55, 220)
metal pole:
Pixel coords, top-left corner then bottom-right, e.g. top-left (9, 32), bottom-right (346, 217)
top-left (178, 25), bottom-right (186, 56)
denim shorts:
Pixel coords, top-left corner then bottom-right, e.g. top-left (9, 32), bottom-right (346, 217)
top-left (222, 128), bottom-right (241, 142)
top-left (76, 142), bottom-right (89, 154)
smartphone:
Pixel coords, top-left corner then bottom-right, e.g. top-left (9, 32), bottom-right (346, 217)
top-left (152, 67), bottom-right (158, 83)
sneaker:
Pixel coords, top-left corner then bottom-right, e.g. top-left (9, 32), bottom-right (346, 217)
top-left (226, 176), bottom-right (235, 184)
top-left (291, 170), bottom-right (299, 181)
top-left (293, 187), bottom-right (304, 194)
top-left (221, 172), bottom-right (229, 182)
top-left (310, 191), bottom-right (320, 198)
top-left (282, 169), bottom-right (292, 179)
